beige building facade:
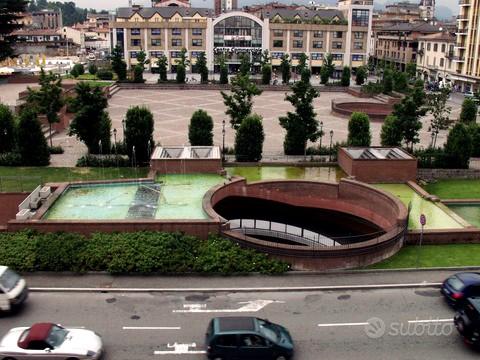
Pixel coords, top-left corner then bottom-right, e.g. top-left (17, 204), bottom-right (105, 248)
top-left (417, 32), bottom-right (456, 83)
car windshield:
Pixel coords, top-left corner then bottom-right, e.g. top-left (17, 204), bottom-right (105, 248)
top-left (448, 276), bottom-right (465, 291)
top-left (258, 320), bottom-right (279, 343)
top-left (0, 268), bottom-right (21, 292)
top-left (46, 326), bottom-right (68, 348)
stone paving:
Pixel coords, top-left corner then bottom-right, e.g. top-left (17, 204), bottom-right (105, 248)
top-left (48, 88), bottom-right (463, 167)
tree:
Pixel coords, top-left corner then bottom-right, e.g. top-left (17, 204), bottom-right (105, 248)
top-left (380, 115), bottom-right (402, 146)
top-left (347, 112), bottom-right (371, 146)
top-left (133, 50), bottom-right (148, 83)
top-left (69, 82), bottom-right (111, 154)
top-left (383, 68), bottom-right (393, 94)
top-left (279, 79), bottom-right (320, 155)
top-left (235, 114), bottom-right (265, 162)
top-left (175, 48), bottom-right (189, 84)
top-left (188, 109), bottom-right (213, 146)
top-left (70, 63), bottom-right (84, 78)
top-left (279, 54), bottom-right (291, 84)
top-left (298, 53), bottom-right (311, 83)
top-left (239, 53), bottom-right (251, 76)
top-left (469, 124), bottom-right (480, 157)
top-left (260, 50), bottom-right (271, 85)
top-left (217, 55), bottom-right (229, 84)
top-left (196, 52), bottom-right (208, 83)
top-left (355, 66), bottom-right (367, 85)
top-left (0, 104), bottom-right (16, 153)
top-left (27, 69), bottom-right (64, 147)
top-left (444, 123), bottom-right (472, 168)
top-left (320, 53), bottom-right (334, 85)
top-left (157, 55), bottom-right (168, 82)
top-left (341, 66), bottom-right (351, 87)
top-left (111, 46), bottom-right (127, 81)
top-left (0, 0), bottom-right (28, 61)
top-left (426, 87), bottom-right (452, 148)
top-left (393, 71), bottom-right (408, 92)
top-left (125, 106), bottom-right (154, 164)
top-left (176, 64), bottom-right (186, 84)
top-left (88, 64), bottom-right (97, 75)
top-left (221, 75), bottom-right (262, 130)
top-left (17, 108), bottom-right (50, 166)
top-left (459, 98), bottom-right (478, 124)
top-left (367, 56), bottom-right (375, 73)
top-left (411, 79), bottom-right (426, 108)
top-left (406, 62), bottom-right (417, 81)
top-left (320, 66), bottom-right (329, 85)
top-left (392, 96), bottom-right (423, 151)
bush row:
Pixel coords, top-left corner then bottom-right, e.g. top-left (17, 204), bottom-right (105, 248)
top-left (0, 152), bottom-right (22, 166)
top-left (0, 231), bottom-right (289, 274)
top-left (76, 154), bottom-right (131, 167)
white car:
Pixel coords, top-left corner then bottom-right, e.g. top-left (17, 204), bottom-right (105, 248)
top-left (0, 323), bottom-right (103, 359)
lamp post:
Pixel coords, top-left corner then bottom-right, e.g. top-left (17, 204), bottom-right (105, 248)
top-left (328, 130), bottom-right (334, 162)
top-left (319, 121), bottom-right (324, 150)
top-left (113, 128), bottom-right (117, 155)
top-left (222, 119), bottom-right (226, 163)
top-left (122, 119), bottom-right (126, 146)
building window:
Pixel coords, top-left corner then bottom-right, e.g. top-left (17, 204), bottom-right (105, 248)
top-left (273, 39), bottom-right (283, 47)
top-left (433, 43), bottom-right (438, 52)
top-left (130, 51), bottom-right (138, 58)
top-left (150, 51), bottom-right (163, 58)
top-left (151, 39), bottom-right (161, 46)
top-left (313, 41), bottom-right (323, 49)
top-left (171, 39), bottom-right (182, 46)
top-left (192, 39), bottom-right (202, 46)
top-left (354, 32), bottom-right (364, 39)
top-left (151, 28), bottom-right (161, 35)
top-left (271, 52), bottom-right (284, 59)
top-left (131, 39), bottom-right (141, 46)
top-left (333, 31), bottom-right (343, 38)
top-left (131, 28), bottom-right (140, 35)
top-left (352, 54), bottom-right (364, 61)
top-left (311, 52), bottom-right (323, 60)
top-left (291, 53), bottom-right (302, 60)
top-left (293, 30), bottom-right (303, 38)
top-left (170, 51), bottom-right (182, 58)
top-left (332, 41), bottom-right (342, 49)
top-left (353, 42), bottom-right (363, 50)
top-left (332, 54), bottom-right (343, 60)
top-left (441, 43), bottom-right (445, 52)
top-left (273, 30), bottom-right (283, 37)
top-left (293, 40), bottom-right (303, 48)
top-left (192, 28), bottom-right (202, 35)
top-left (352, 9), bottom-right (369, 26)
top-left (313, 31), bottom-right (323, 38)
top-left (172, 28), bottom-right (181, 35)
top-left (191, 51), bottom-right (203, 58)
top-left (440, 58), bottom-right (444, 67)
top-left (427, 43), bottom-right (431, 51)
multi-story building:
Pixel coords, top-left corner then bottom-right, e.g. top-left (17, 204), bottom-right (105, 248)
top-left (451, 0), bottom-right (480, 92)
top-left (111, 0), bottom-right (373, 74)
top-left (416, 32), bottom-right (456, 83)
top-left (11, 29), bottom-right (78, 57)
top-left (32, 9), bottom-right (63, 30)
top-left (374, 22), bottom-right (440, 70)
top-left (215, 0), bottom-right (238, 16)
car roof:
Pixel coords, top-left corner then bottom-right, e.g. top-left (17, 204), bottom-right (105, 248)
top-left (18, 323), bottom-right (54, 349)
top-left (0, 266), bottom-right (6, 275)
top-left (215, 317), bottom-right (257, 333)
top-left (456, 272), bottom-right (480, 284)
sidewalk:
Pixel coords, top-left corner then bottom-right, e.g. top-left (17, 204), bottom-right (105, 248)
top-left (23, 268), bottom-right (480, 291)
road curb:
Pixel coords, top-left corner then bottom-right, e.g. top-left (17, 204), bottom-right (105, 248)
top-left (29, 282), bottom-right (443, 293)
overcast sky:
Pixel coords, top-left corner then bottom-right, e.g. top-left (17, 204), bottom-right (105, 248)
top-left (62, 0), bottom-right (458, 15)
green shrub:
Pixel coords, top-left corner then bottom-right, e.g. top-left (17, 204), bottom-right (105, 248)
top-left (355, 66), bottom-right (367, 85)
top-left (76, 154), bottom-right (131, 167)
top-left (235, 114), bottom-right (265, 162)
top-left (189, 109), bottom-right (213, 146)
top-left (70, 64), bottom-right (85, 78)
top-left (88, 64), bottom-right (98, 75)
top-left (17, 108), bottom-right (50, 166)
top-left (0, 152), bottom-right (22, 166)
top-left (361, 81), bottom-right (383, 95)
top-left (341, 66), bottom-right (350, 86)
top-left (96, 69), bottom-right (113, 80)
top-left (347, 112), bottom-right (371, 146)
top-left (459, 98), bottom-right (478, 124)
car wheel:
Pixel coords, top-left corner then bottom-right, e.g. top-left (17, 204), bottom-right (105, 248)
top-left (275, 356), bottom-right (289, 360)
top-left (457, 318), bottom-right (465, 333)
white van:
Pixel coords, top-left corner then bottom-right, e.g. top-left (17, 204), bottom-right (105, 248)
top-left (0, 266), bottom-right (28, 311)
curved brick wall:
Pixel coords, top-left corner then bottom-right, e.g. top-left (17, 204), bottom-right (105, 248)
top-left (204, 178), bottom-right (408, 270)
top-left (332, 101), bottom-right (394, 121)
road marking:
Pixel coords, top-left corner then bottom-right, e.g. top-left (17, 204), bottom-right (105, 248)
top-left (407, 319), bottom-right (453, 324)
top-left (318, 322), bottom-right (370, 327)
top-left (154, 342), bottom-right (207, 355)
top-left (173, 300), bottom-right (285, 313)
top-left (29, 282), bottom-right (443, 293)
top-left (123, 326), bottom-right (181, 330)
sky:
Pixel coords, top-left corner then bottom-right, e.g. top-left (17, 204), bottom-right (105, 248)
top-left (62, 0), bottom-right (458, 16)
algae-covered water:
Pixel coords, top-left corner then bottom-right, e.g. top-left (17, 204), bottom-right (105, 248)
top-left (448, 204), bottom-right (480, 228)
top-left (226, 166), bottom-right (345, 183)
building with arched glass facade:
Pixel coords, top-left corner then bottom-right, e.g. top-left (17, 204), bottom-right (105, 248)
top-left (111, 0), bottom-right (372, 75)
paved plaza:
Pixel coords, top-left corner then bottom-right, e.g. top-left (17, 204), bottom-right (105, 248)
top-left (45, 87), bottom-right (463, 166)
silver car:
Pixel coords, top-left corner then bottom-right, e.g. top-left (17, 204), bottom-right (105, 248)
top-left (0, 323), bottom-right (103, 359)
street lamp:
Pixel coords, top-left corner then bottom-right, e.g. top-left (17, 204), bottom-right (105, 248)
top-left (319, 121), bottom-right (324, 150)
top-left (113, 128), bottom-right (117, 155)
top-left (222, 119), bottom-right (226, 163)
top-left (328, 130), bottom-right (334, 162)
top-left (121, 119), bottom-right (126, 146)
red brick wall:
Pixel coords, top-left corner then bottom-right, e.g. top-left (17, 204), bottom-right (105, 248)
top-left (407, 229), bottom-right (480, 244)
top-left (0, 193), bottom-right (28, 228)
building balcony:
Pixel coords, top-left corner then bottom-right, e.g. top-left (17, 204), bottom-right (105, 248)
top-left (456, 15), bottom-right (469, 21)
top-left (459, 0), bottom-right (470, 5)
top-left (456, 28), bottom-right (469, 34)
top-left (455, 43), bottom-right (466, 49)
top-left (452, 56), bottom-right (465, 62)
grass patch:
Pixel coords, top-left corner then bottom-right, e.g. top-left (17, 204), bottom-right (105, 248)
top-left (0, 167), bottom-right (149, 192)
top-left (424, 179), bottom-right (480, 199)
top-left (368, 244), bottom-right (480, 269)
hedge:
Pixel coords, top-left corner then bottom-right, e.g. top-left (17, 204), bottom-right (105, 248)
top-left (0, 231), bottom-right (289, 274)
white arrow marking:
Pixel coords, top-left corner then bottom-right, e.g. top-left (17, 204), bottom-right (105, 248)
top-left (407, 319), bottom-right (452, 324)
top-left (154, 342), bottom-right (207, 355)
top-left (173, 300), bottom-right (285, 313)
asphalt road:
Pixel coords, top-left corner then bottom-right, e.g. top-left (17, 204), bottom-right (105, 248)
top-left (1, 288), bottom-right (479, 360)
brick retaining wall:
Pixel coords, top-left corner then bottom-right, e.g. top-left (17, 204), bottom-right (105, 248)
top-left (418, 168), bottom-right (480, 180)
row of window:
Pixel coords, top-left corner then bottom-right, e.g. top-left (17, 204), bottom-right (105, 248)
top-left (131, 50), bottom-right (205, 59)
top-left (131, 28), bottom-right (203, 36)
top-left (420, 42), bottom-right (453, 54)
top-left (269, 52), bottom-right (363, 61)
top-left (131, 39), bottom-right (203, 47)
top-left (272, 40), bottom-right (363, 50)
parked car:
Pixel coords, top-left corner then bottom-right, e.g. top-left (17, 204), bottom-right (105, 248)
top-left (205, 316), bottom-right (294, 360)
top-left (464, 90), bottom-right (475, 98)
top-left (0, 323), bottom-right (103, 359)
top-left (454, 296), bottom-right (480, 347)
top-left (0, 266), bottom-right (28, 312)
top-left (441, 272), bottom-right (480, 306)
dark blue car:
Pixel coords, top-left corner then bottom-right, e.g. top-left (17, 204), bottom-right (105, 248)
top-left (441, 272), bottom-right (480, 306)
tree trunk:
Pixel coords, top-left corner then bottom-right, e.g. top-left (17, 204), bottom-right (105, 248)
top-left (49, 123), bottom-right (53, 147)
